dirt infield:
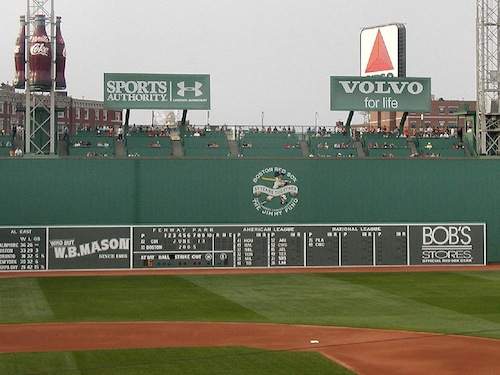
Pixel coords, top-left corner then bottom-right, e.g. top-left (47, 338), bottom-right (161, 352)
top-left (1, 322), bottom-right (500, 374)
top-left (2, 264), bottom-right (500, 279)
top-left (2, 265), bottom-right (500, 374)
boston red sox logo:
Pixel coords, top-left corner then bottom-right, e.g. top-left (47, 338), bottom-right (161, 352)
top-left (252, 167), bottom-right (299, 216)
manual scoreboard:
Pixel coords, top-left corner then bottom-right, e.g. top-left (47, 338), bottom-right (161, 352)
top-left (0, 224), bottom-right (486, 271)
top-left (132, 225), bottom-right (412, 268)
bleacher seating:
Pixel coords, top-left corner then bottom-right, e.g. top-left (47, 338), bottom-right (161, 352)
top-left (0, 135), bottom-right (14, 156)
top-left (309, 134), bottom-right (356, 158)
top-left (125, 133), bottom-right (173, 158)
top-left (362, 134), bottom-right (412, 158)
top-left (68, 132), bottom-right (114, 157)
top-left (417, 137), bottom-right (466, 158)
top-left (366, 148), bottom-right (413, 158)
top-left (239, 131), bottom-right (303, 158)
top-left (183, 132), bottom-right (229, 157)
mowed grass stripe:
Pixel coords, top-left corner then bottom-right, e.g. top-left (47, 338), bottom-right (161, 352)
top-left (329, 271), bottom-right (500, 317)
top-left (34, 276), bottom-right (266, 323)
top-left (323, 271), bottom-right (500, 337)
top-left (2, 272), bottom-right (499, 339)
top-left (183, 273), bottom-right (500, 337)
top-left (0, 347), bottom-right (354, 375)
top-left (0, 278), bottom-right (54, 323)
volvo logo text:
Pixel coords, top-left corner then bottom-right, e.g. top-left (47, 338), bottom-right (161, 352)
top-left (339, 80), bottom-right (424, 95)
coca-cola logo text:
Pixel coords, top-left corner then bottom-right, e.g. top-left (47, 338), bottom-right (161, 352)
top-left (30, 43), bottom-right (50, 57)
top-left (31, 36), bottom-right (49, 43)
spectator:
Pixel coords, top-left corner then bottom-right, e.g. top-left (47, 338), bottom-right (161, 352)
top-left (63, 126), bottom-right (69, 141)
top-left (117, 126), bottom-right (124, 141)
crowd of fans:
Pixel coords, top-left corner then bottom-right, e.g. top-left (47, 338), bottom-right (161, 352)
top-left (2, 122), bottom-right (471, 159)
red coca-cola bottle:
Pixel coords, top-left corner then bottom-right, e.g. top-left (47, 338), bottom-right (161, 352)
top-left (29, 14), bottom-right (52, 91)
top-left (13, 15), bottom-right (26, 89)
top-left (55, 16), bottom-right (66, 90)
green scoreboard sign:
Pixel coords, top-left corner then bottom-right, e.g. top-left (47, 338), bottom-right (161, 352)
top-left (104, 73), bottom-right (210, 110)
top-left (330, 76), bottom-right (431, 112)
top-left (0, 223), bottom-right (486, 271)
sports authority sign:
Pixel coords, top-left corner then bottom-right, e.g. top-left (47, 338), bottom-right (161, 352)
top-left (104, 73), bottom-right (210, 110)
top-left (360, 23), bottom-right (406, 77)
top-left (330, 76), bottom-right (431, 112)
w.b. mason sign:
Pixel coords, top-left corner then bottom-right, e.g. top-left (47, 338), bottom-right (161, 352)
top-left (330, 76), bottom-right (431, 112)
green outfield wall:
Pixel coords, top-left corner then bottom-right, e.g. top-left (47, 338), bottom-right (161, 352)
top-left (2, 158), bottom-right (498, 262)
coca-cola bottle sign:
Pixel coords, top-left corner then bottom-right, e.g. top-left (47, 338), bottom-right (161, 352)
top-left (55, 16), bottom-right (66, 90)
top-left (29, 14), bottom-right (52, 91)
top-left (13, 15), bottom-right (26, 89)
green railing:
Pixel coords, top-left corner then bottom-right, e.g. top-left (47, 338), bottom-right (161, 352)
top-left (463, 132), bottom-right (478, 157)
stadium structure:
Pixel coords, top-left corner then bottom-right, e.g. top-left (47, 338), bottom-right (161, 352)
top-left (0, 1), bottom-right (499, 274)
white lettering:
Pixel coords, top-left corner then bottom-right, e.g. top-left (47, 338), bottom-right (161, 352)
top-left (338, 80), bottom-right (424, 95)
top-left (106, 80), bottom-right (169, 95)
top-left (422, 226), bottom-right (473, 246)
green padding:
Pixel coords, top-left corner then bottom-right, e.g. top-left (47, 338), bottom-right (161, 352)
top-left (126, 147), bottom-right (172, 157)
top-left (240, 133), bottom-right (300, 148)
top-left (0, 158), bottom-right (498, 261)
top-left (420, 149), bottom-right (466, 158)
top-left (184, 147), bottom-right (229, 157)
top-left (68, 147), bottom-right (113, 156)
top-left (241, 147), bottom-right (302, 158)
top-left (366, 148), bottom-right (413, 158)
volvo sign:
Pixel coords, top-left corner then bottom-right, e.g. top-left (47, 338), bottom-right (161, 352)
top-left (330, 76), bottom-right (431, 112)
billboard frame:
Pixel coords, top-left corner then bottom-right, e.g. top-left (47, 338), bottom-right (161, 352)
top-left (103, 73), bottom-right (211, 110)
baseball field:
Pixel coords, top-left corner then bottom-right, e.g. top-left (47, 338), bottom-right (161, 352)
top-left (1, 266), bottom-right (500, 374)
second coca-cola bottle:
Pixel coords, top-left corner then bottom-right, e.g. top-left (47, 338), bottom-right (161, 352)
top-left (13, 15), bottom-right (26, 89)
top-left (55, 16), bottom-right (66, 90)
top-left (29, 14), bottom-right (52, 91)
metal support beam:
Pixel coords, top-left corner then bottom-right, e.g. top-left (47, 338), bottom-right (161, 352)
top-left (25, 0), bottom-right (57, 155)
top-left (476, 0), bottom-right (500, 155)
top-left (399, 112), bottom-right (408, 134)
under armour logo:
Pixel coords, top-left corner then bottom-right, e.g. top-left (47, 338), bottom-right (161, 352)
top-left (177, 81), bottom-right (203, 97)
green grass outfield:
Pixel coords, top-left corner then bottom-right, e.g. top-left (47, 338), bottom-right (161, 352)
top-left (1, 270), bottom-right (499, 374)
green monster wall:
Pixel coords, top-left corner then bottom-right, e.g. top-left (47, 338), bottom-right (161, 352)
top-left (2, 158), bottom-right (499, 262)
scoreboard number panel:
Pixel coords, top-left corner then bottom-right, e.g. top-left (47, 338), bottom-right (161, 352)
top-left (235, 231), bottom-right (269, 267)
top-left (340, 230), bottom-right (374, 266)
top-left (132, 226), bottom-right (232, 269)
top-left (305, 228), bottom-right (341, 266)
top-left (0, 227), bottom-right (46, 271)
top-left (375, 226), bottom-right (408, 266)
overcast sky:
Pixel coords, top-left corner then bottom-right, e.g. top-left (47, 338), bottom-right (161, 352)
top-left (0, 1), bottom-right (476, 126)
